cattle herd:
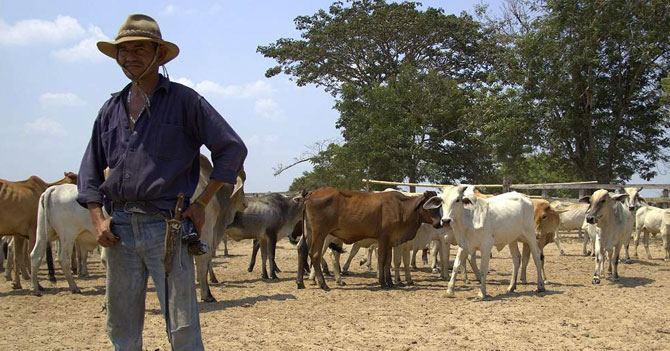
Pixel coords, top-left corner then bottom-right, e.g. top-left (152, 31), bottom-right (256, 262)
top-left (1, 157), bottom-right (669, 306)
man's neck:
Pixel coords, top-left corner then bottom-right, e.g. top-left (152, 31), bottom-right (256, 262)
top-left (130, 73), bottom-right (160, 95)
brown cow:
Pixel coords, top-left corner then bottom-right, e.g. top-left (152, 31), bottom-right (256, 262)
top-left (520, 199), bottom-right (566, 284)
top-left (0, 172), bottom-right (77, 289)
top-left (297, 187), bottom-right (440, 290)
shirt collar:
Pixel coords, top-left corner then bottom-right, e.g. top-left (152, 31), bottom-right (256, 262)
top-left (111, 74), bottom-right (171, 98)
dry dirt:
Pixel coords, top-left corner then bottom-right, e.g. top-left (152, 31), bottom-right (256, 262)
top-left (1, 235), bottom-right (669, 351)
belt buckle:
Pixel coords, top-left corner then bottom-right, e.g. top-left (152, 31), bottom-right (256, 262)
top-left (124, 202), bottom-right (148, 214)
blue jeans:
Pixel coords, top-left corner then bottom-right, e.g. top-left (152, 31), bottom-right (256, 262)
top-left (106, 211), bottom-right (204, 351)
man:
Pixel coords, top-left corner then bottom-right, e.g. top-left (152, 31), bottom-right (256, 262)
top-left (77, 14), bottom-right (247, 351)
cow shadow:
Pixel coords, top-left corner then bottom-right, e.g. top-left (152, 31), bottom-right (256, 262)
top-left (626, 259), bottom-right (660, 266)
top-left (473, 289), bottom-right (563, 302)
top-left (614, 276), bottom-right (654, 288)
top-left (197, 293), bottom-right (297, 313)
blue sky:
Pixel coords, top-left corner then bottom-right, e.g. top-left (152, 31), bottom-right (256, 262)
top-left (1, 0), bottom-right (668, 195)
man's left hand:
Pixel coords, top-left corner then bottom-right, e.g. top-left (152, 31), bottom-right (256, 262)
top-left (183, 202), bottom-right (205, 236)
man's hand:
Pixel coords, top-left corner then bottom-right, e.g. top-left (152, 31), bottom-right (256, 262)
top-left (183, 202), bottom-right (205, 236)
top-left (96, 217), bottom-right (118, 247)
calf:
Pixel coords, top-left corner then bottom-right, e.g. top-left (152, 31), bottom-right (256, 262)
top-left (520, 199), bottom-right (565, 284)
top-left (634, 205), bottom-right (670, 260)
top-left (225, 191), bottom-right (306, 280)
top-left (423, 186), bottom-right (545, 299)
top-left (579, 189), bottom-right (634, 284)
top-left (551, 201), bottom-right (589, 255)
top-left (30, 184), bottom-right (99, 295)
top-left (298, 187), bottom-right (440, 290)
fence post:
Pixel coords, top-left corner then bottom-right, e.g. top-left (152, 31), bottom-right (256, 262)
top-left (542, 189), bottom-right (548, 199)
top-left (579, 188), bottom-right (585, 200)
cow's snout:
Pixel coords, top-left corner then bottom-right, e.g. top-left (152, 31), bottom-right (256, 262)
top-left (586, 216), bottom-right (596, 224)
top-left (441, 218), bottom-right (452, 228)
top-left (628, 206), bottom-right (635, 211)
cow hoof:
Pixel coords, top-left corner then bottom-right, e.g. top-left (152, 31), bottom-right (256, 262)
top-left (11, 282), bottom-right (21, 290)
top-left (275, 267), bottom-right (282, 273)
top-left (507, 287), bottom-right (516, 293)
top-left (296, 282), bottom-right (305, 289)
top-left (477, 293), bottom-right (489, 300)
top-left (210, 277), bottom-right (219, 284)
top-left (247, 267), bottom-right (254, 273)
top-left (431, 268), bottom-right (440, 274)
top-left (32, 290), bottom-right (42, 297)
top-left (520, 279), bottom-right (527, 285)
top-left (559, 250), bottom-right (565, 256)
top-left (202, 295), bottom-right (217, 303)
top-left (537, 286), bottom-right (546, 293)
top-left (446, 290), bottom-right (455, 298)
top-left (410, 265), bottom-right (418, 270)
top-left (664, 258), bottom-right (670, 262)
top-left (319, 284), bottom-right (330, 292)
top-left (261, 274), bottom-right (269, 280)
top-left (395, 281), bottom-right (405, 288)
top-left (407, 281), bottom-right (415, 286)
top-left (336, 280), bottom-right (346, 286)
top-left (592, 277), bottom-right (601, 284)
top-left (341, 271), bottom-right (349, 276)
top-left (271, 275), bottom-right (279, 281)
top-left (624, 259), bottom-right (632, 264)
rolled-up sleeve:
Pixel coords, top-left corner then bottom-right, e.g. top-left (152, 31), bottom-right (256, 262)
top-left (191, 96), bottom-right (247, 184)
top-left (76, 113), bottom-right (108, 208)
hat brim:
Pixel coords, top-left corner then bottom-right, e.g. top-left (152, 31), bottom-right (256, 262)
top-left (97, 36), bottom-right (179, 65)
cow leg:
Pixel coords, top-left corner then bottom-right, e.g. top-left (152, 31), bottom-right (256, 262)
top-left (296, 235), bottom-right (307, 289)
top-left (6, 238), bottom-right (14, 282)
top-left (643, 230), bottom-right (652, 260)
top-left (329, 248), bottom-right (345, 286)
top-left (438, 240), bottom-right (449, 280)
top-left (403, 244), bottom-right (413, 285)
top-left (307, 229), bottom-right (329, 291)
top-left (622, 230), bottom-right (633, 264)
top-left (392, 245), bottom-right (404, 286)
top-left (78, 245), bottom-right (89, 278)
top-left (248, 239), bottom-right (260, 272)
top-left (208, 263), bottom-right (219, 284)
top-left (194, 254), bottom-right (216, 302)
top-left (662, 232), bottom-right (670, 261)
top-left (16, 237), bottom-right (31, 281)
top-left (593, 236), bottom-right (603, 284)
top-left (507, 242), bottom-right (521, 293)
top-left (222, 234), bottom-right (230, 257)
top-left (267, 232), bottom-right (279, 280)
top-left (342, 243), bottom-right (361, 275)
top-left (520, 243), bottom-right (530, 284)
top-left (0, 239), bottom-right (5, 273)
top-left (46, 242), bottom-right (56, 283)
top-left (383, 242), bottom-right (393, 288)
top-left (468, 252), bottom-right (481, 283)
top-left (259, 237), bottom-right (270, 280)
top-left (583, 230), bottom-right (590, 256)
top-left (526, 238), bottom-right (546, 293)
top-left (446, 247), bottom-right (467, 297)
top-left (612, 244), bottom-right (621, 281)
top-left (553, 232), bottom-right (565, 256)
top-left (478, 245), bottom-right (493, 299)
top-left (633, 227), bottom-right (641, 258)
top-left (410, 248), bottom-right (418, 269)
top-left (377, 240), bottom-right (391, 289)
top-left (606, 249), bottom-right (613, 275)
top-left (578, 228), bottom-right (583, 239)
top-left (57, 238), bottom-right (81, 294)
top-left (30, 234), bottom-right (48, 295)
top-left (11, 237), bottom-right (25, 289)
top-left (421, 248), bottom-right (429, 265)
top-left (367, 246), bottom-right (375, 271)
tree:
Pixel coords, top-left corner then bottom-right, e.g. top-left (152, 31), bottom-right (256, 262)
top-left (260, 0), bottom-right (498, 189)
top-left (508, 0), bottom-right (670, 182)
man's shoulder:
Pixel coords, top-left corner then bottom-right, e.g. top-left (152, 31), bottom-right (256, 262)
top-left (168, 80), bottom-right (201, 100)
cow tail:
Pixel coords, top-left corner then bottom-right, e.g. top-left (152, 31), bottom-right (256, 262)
top-left (34, 187), bottom-right (56, 283)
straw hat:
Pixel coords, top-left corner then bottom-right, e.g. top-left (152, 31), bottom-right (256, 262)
top-left (97, 14), bottom-right (179, 64)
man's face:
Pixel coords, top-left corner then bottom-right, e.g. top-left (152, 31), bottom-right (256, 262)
top-left (116, 41), bottom-right (164, 78)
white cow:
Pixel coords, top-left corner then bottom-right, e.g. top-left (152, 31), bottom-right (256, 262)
top-left (619, 187), bottom-right (645, 262)
top-left (341, 239), bottom-right (377, 274)
top-left (579, 189), bottom-right (634, 284)
top-left (30, 184), bottom-right (99, 295)
top-left (551, 201), bottom-right (589, 255)
top-left (634, 205), bottom-right (670, 260)
top-left (392, 224), bottom-right (451, 285)
top-left (424, 186), bottom-right (545, 299)
top-left (661, 210), bottom-right (670, 261)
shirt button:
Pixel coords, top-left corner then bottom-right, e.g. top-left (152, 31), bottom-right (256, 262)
top-left (124, 173), bottom-right (130, 179)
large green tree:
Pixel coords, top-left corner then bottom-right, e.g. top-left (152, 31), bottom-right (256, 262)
top-left (505, 0), bottom-right (670, 182)
top-left (260, 0), bottom-right (498, 189)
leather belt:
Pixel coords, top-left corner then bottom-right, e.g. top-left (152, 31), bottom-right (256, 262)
top-left (111, 201), bottom-right (172, 216)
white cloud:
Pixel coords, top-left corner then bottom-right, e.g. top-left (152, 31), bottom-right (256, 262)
top-left (254, 98), bottom-right (282, 120)
top-left (24, 118), bottom-right (67, 137)
top-left (174, 78), bottom-right (274, 99)
top-left (39, 92), bottom-right (86, 106)
top-left (245, 134), bottom-right (279, 146)
top-left (161, 5), bottom-right (176, 15)
top-left (0, 16), bottom-right (85, 46)
top-left (51, 25), bottom-right (109, 62)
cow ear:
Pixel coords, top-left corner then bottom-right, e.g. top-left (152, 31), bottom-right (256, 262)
top-left (462, 196), bottom-right (476, 206)
top-left (639, 196), bottom-right (647, 205)
top-left (612, 194), bottom-right (629, 203)
top-left (579, 196), bottom-right (591, 204)
top-left (423, 196), bottom-right (443, 210)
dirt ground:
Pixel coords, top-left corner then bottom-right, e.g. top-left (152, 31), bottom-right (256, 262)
top-left (1, 234), bottom-right (669, 351)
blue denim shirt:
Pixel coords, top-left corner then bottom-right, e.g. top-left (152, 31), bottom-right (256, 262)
top-left (77, 74), bottom-right (247, 211)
